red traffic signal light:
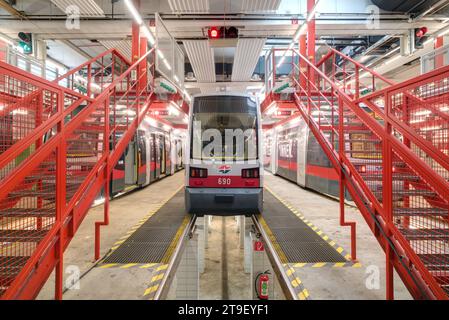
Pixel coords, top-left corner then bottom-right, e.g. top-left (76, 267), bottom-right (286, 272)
top-left (208, 27), bottom-right (220, 39)
top-left (207, 26), bottom-right (239, 39)
top-left (415, 27), bottom-right (428, 38)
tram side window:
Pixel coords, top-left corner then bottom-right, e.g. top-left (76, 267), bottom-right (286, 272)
top-left (307, 134), bottom-right (331, 167)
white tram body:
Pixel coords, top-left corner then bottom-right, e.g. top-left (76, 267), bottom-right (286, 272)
top-left (185, 93), bottom-right (263, 216)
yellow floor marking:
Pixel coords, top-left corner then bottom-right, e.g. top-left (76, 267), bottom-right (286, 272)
top-left (298, 289), bottom-right (310, 300)
top-left (99, 263), bottom-right (117, 269)
top-left (140, 263), bottom-right (157, 269)
top-left (121, 263), bottom-right (138, 269)
top-left (334, 262), bottom-right (345, 267)
top-left (156, 264), bottom-right (168, 272)
top-left (294, 263), bottom-right (307, 268)
top-left (336, 247), bottom-right (344, 253)
top-left (258, 216), bottom-right (289, 264)
top-left (313, 262), bottom-right (326, 268)
top-left (291, 277), bottom-right (302, 287)
top-left (151, 273), bottom-right (164, 282)
top-left (144, 285), bottom-right (159, 296)
top-left (161, 216), bottom-right (190, 263)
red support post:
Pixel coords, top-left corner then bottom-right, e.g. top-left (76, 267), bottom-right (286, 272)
top-left (383, 92), bottom-right (394, 300)
top-left (307, 0), bottom-right (316, 67)
top-left (131, 0), bottom-right (141, 64)
top-left (55, 90), bottom-right (66, 300)
top-left (139, 36), bottom-right (148, 93)
top-left (300, 34), bottom-right (307, 90)
top-left (435, 36), bottom-right (444, 69)
top-left (338, 96), bottom-right (357, 261)
top-left (95, 99), bottom-right (111, 261)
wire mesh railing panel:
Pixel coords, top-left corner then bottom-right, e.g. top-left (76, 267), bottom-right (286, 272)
top-left (56, 50), bottom-right (130, 98)
top-left (391, 147), bottom-right (449, 295)
top-left (389, 75), bottom-right (449, 183)
top-left (65, 105), bottom-right (106, 205)
top-left (0, 71), bottom-right (60, 180)
top-left (0, 150), bottom-right (57, 295)
top-left (265, 47), bottom-right (449, 298)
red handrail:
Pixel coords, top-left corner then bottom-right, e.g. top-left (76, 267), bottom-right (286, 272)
top-left (263, 46), bottom-right (449, 299)
top-left (0, 47), bottom-right (156, 299)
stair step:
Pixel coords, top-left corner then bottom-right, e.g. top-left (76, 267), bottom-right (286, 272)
top-left (348, 150), bottom-right (382, 154)
top-left (374, 189), bottom-right (436, 198)
top-left (394, 207), bottom-right (448, 217)
top-left (362, 174), bottom-right (420, 181)
top-left (0, 256), bottom-right (30, 289)
top-left (9, 190), bottom-right (74, 200)
top-left (399, 228), bottom-right (449, 240)
top-left (351, 160), bottom-right (405, 167)
top-left (345, 139), bottom-right (380, 143)
top-left (417, 254), bottom-right (449, 270)
top-left (0, 208), bottom-right (55, 218)
top-left (0, 229), bottom-right (48, 242)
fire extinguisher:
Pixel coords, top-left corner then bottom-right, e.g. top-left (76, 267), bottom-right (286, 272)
top-left (255, 271), bottom-right (270, 300)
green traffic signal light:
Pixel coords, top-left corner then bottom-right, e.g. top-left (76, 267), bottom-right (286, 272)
top-left (18, 41), bottom-right (32, 54)
top-left (18, 32), bottom-right (32, 54)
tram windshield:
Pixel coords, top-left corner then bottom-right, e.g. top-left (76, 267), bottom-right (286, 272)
top-left (190, 95), bottom-right (258, 161)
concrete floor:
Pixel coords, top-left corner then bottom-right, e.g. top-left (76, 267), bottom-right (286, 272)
top-left (37, 170), bottom-right (412, 300)
top-left (264, 172), bottom-right (412, 300)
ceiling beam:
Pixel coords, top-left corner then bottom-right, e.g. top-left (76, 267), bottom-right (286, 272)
top-left (0, 0), bottom-right (27, 19)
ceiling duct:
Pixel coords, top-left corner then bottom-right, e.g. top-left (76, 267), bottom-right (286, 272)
top-left (168, 0), bottom-right (210, 13)
top-left (231, 38), bottom-right (266, 82)
top-left (99, 40), bottom-right (132, 61)
top-left (183, 40), bottom-right (216, 82)
top-left (240, 0), bottom-right (282, 13)
top-left (51, 0), bottom-right (105, 17)
top-left (371, 0), bottom-right (441, 14)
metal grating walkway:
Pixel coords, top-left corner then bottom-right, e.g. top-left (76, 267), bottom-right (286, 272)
top-left (103, 190), bottom-right (188, 264)
top-left (262, 190), bottom-right (347, 263)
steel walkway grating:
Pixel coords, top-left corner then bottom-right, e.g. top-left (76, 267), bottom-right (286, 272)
top-left (103, 190), bottom-right (187, 264)
top-left (262, 190), bottom-right (347, 263)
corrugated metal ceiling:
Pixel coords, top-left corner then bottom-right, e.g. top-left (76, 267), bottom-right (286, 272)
top-left (168, 0), bottom-right (210, 13)
top-left (231, 38), bottom-right (266, 82)
top-left (51, 0), bottom-right (105, 17)
top-left (99, 40), bottom-right (132, 61)
top-left (183, 40), bottom-right (216, 82)
top-left (240, 0), bottom-right (282, 13)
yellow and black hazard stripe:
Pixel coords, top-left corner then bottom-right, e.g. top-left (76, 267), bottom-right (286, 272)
top-left (283, 264), bottom-right (310, 300)
top-left (291, 262), bottom-right (362, 268)
top-left (97, 262), bottom-right (160, 270)
top-left (101, 185), bottom-right (184, 261)
top-left (142, 264), bottom-right (169, 300)
top-left (258, 215), bottom-right (289, 264)
top-left (265, 187), bottom-right (357, 263)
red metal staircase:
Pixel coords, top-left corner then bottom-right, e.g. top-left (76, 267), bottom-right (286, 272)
top-left (0, 48), bottom-right (157, 299)
top-left (264, 47), bottom-right (449, 299)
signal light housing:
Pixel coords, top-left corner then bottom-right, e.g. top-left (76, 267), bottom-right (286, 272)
top-left (190, 167), bottom-right (208, 178)
top-left (208, 27), bottom-right (220, 39)
top-left (242, 168), bottom-right (259, 179)
top-left (18, 32), bottom-right (32, 54)
top-left (207, 26), bottom-right (239, 39)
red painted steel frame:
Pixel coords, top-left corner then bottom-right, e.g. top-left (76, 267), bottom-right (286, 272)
top-left (0, 46), bottom-right (163, 299)
top-left (262, 46), bottom-right (449, 300)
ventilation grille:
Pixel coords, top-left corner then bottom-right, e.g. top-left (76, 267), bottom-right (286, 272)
top-left (51, 0), bottom-right (105, 17)
top-left (168, 0), bottom-right (210, 13)
top-left (183, 40), bottom-right (216, 83)
top-left (240, 0), bottom-right (281, 13)
top-left (232, 38), bottom-right (266, 82)
top-left (99, 40), bottom-right (132, 61)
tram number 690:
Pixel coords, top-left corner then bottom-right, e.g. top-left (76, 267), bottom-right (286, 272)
top-left (218, 177), bottom-right (232, 185)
